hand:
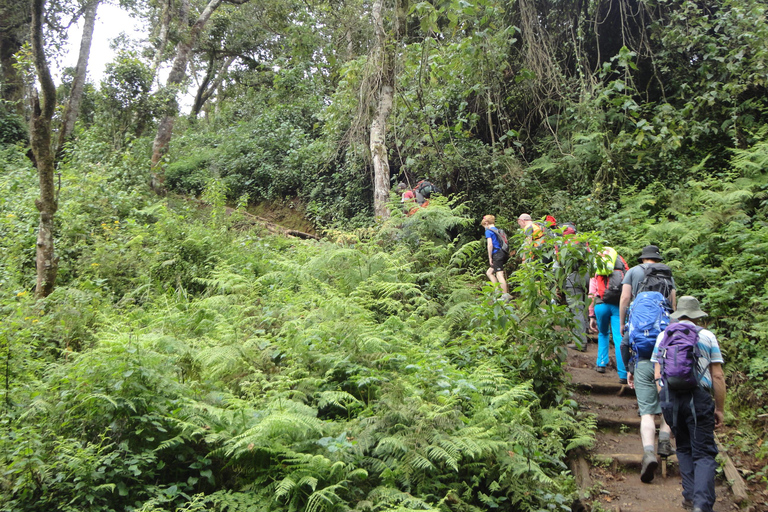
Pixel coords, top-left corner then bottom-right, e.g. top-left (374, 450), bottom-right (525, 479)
top-left (715, 409), bottom-right (724, 429)
top-left (620, 324), bottom-right (625, 336)
top-left (589, 318), bottom-right (597, 332)
top-left (627, 372), bottom-right (635, 390)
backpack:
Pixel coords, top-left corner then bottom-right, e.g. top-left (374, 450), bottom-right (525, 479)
top-left (488, 227), bottom-right (509, 254)
top-left (628, 291), bottom-right (671, 361)
top-left (597, 255), bottom-right (627, 305)
top-left (414, 180), bottom-right (440, 199)
top-left (638, 263), bottom-right (674, 300)
top-left (657, 323), bottom-right (704, 391)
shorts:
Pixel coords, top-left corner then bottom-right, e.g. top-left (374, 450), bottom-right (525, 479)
top-left (491, 251), bottom-right (508, 272)
top-left (634, 359), bottom-right (661, 415)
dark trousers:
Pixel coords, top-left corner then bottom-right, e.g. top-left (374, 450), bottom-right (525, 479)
top-left (660, 387), bottom-right (719, 512)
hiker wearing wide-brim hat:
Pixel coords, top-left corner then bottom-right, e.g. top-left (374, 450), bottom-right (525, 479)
top-left (651, 296), bottom-right (725, 511)
top-left (670, 296), bottom-right (708, 320)
top-left (637, 244), bottom-right (663, 262)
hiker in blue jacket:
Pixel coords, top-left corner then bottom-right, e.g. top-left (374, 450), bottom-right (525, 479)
top-left (652, 296), bottom-right (725, 512)
top-left (481, 215), bottom-right (509, 296)
top-left (618, 245), bottom-right (677, 483)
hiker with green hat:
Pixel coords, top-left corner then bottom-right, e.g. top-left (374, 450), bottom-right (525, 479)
top-left (651, 296), bottom-right (725, 512)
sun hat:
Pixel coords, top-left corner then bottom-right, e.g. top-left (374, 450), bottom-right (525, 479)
top-left (670, 296), bottom-right (708, 320)
top-left (638, 245), bottom-right (663, 262)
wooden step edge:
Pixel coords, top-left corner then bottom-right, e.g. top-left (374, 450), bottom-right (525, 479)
top-left (572, 382), bottom-right (636, 396)
top-left (596, 416), bottom-right (642, 429)
top-left (591, 452), bottom-right (678, 467)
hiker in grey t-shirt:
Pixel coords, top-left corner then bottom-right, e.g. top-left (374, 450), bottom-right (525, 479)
top-left (618, 245), bottom-right (677, 483)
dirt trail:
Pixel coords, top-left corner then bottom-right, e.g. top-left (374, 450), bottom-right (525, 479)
top-left (567, 340), bottom-right (740, 511)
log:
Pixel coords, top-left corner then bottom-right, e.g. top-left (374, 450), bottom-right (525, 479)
top-left (715, 436), bottom-right (749, 504)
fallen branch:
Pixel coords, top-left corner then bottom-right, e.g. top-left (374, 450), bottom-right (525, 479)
top-left (715, 435), bottom-right (750, 504)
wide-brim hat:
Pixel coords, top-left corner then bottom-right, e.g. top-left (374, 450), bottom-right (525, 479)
top-left (638, 245), bottom-right (663, 262)
top-left (670, 296), bottom-right (708, 320)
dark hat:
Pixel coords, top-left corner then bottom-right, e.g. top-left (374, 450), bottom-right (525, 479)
top-left (670, 296), bottom-right (708, 320)
top-left (397, 182), bottom-right (407, 190)
top-left (638, 245), bottom-right (663, 262)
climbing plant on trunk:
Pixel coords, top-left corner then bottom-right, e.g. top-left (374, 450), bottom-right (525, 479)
top-left (29, 0), bottom-right (58, 298)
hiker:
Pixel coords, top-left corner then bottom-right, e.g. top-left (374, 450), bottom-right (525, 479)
top-left (516, 213), bottom-right (545, 262)
top-left (618, 244), bottom-right (677, 483)
top-left (558, 222), bottom-right (589, 351)
top-left (413, 180), bottom-right (440, 206)
top-left (588, 247), bottom-right (628, 382)
top-left (397, 182), bottom-right (421, 216)
top-left (481, 215), bottom-right (509, 296)
top-left (652, 296), bottom-right (725, 512)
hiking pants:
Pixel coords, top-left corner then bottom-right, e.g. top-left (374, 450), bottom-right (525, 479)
top-left (594, 302), bottom-right (626, 379)
top-left (565, 270), bottom-right (588, 346)
top-left (660, 387), bottom-right (718, 512)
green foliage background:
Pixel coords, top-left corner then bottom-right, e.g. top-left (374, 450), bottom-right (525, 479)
top-left (2, 0), bottom-right (768, 507)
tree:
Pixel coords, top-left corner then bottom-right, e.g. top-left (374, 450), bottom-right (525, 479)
top-left (369, 0), bottom-right (394, 220)
top-left (57, 0), bottom-right (100, 153)
top-left (150, 0), bottom-right (248, 193)
top-left (29, 0), bottom-right (58, 298)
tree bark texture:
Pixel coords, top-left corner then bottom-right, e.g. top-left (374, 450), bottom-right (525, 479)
top-left (370, 0), bottom-right (394, 220)
top-left (191, 55), bottom-right (235, 117)
top-left (150, 0), bottom-right (224, 191)
top-left (57, 0), bottom-right (99, 153)
top-left (149, 0), bottom-right (173, 80)
top-left (30, 0), bottom-right (59, 298)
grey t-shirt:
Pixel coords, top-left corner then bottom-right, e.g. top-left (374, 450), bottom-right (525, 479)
top-left (621, 263), bottom-right (676, 300)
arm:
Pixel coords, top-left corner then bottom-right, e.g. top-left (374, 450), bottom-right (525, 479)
top-left (486, 237), bottom-right (494, 266)
top-left (710, 363), bottom-right (726, 428)
top-left (655, 363), bottom-right (662, 392)
top-left (619, 283), bottom-right (632, 334)
top-left (669, 289), bottom-right (677, 311)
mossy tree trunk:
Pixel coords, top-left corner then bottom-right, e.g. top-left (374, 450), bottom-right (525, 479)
top-left (29, 0), bottom-right (58, 298)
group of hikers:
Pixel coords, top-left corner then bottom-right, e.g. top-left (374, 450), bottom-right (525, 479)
top-left (396, 180), bottom-right (440, 216)
top-left (481, 214), bottom-right (726, 512)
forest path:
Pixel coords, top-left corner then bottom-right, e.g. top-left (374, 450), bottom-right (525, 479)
top-left (566, 340), bottom-right (740, 512)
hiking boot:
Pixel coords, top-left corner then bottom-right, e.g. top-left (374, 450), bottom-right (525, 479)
top-left (682, 499), bottom-right (693, 510)
top-left (595, 366), bottom-right (606, 373)
top-left (640, 451), bottom-right (658, 483)
top-left (618, 378), bottom-right (628, 384)
top-left (657, 439), bottom-right (674, 458)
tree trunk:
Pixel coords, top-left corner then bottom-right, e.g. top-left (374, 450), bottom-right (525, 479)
top-left (191, 55), bottom-right (235, 117)
top-left (29, 0), bottom-right (58, 298)
top-left (150, 0), bottom-right (223, 192)
top-left (370, 85), bottom-right (393, 220)
top-left (57, 0), bottom-right (98, 153)
top-left (149, 0), bottom-right (172, 81)
top-left (370, 0), bottom-right (394, 220)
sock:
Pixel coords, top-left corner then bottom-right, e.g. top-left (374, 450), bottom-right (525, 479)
top-left (659, 432), bottom-right (670, 442)
top-left (643, 445), bottom-right (654, 453)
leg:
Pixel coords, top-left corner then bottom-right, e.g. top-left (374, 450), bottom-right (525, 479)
top-left (495, 270), bottom-right (509, 294)
top-left (634, 360), bottom-right (662, 482)
top-left (688, 388), bottom-right (719, 511)
top-left (565, 272), bottom-right (588, 348)
top-left (486, 266), bottom-right (498, 284)
top-left (661, 393), bottom-right (694, 505)
top-left (608, 304), bottom-right (627, 379)
top-left (594, 303), bottom-right (611, 368)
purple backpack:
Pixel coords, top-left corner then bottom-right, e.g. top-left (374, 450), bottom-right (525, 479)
top-left (658, 323), bottom-right (703, 390)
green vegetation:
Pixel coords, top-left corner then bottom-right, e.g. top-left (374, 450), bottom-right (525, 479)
top-left (2, 0), bottom-right (768, 506)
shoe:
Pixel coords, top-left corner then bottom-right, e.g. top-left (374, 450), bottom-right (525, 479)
top-left (567, 343), bottom-right (586, 352)
top-left (657, 439), bottom-right (674, 457)
top-left (618, 378), bottom-right (628, 384)
top-left (640, 451), bottom-right (658, 483)
top-left (682, 499), bottom-right (693, 510)
top-left (595, 366), bottom-right (606, 374)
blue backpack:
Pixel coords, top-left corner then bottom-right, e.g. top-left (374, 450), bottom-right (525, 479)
top-left (628, 291), bottom-right (671, 361)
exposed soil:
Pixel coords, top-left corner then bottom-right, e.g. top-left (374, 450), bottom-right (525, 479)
top-left (567, 338), bottom-right (747, 511)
